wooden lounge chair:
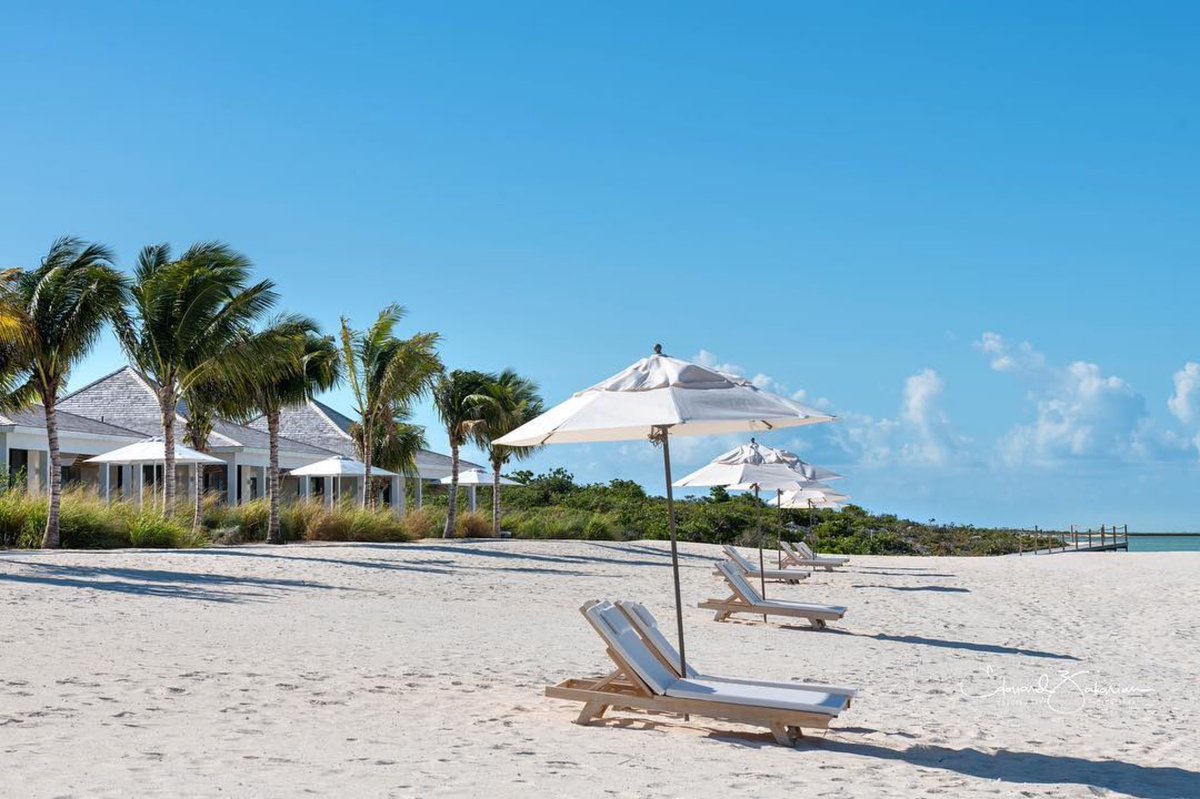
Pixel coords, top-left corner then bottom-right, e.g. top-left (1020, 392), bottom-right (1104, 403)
top-left (721, 545), bottom-right (808, 583)
top-left (614, 600), bottom-right (858, 699)
top-left (700, 561), bottom-right (847, 629)
top-left (545, 600), bottom-right (853, 746)
top-left (780, 540), bottom-right (850, 571)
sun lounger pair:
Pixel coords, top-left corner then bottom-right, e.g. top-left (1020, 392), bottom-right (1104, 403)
top-left (780, 540), bottom-right (850, 571)
top-left (546, 599), bottom-right (855, 746)
top-left (701, 560), bottom-right (847, 629)
top-left (721, 544), bottom-right (808, 583)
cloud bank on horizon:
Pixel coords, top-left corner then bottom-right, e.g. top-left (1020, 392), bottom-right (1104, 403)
top-left (496, 335), bottom-right (1200, 530)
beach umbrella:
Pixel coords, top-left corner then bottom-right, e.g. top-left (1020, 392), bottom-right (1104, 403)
top-left (675, 439), bottom-right (833, 599)
top-left (493, 345), bottom-right (834, 677)
top-left (440, 467), bottom-right (523, 512)
top-left (87, 436), bottom-right (223, 507)
top-left (290, 455), bottom-right (398, 505)
top-left (771, 487), bottom-right (850, 533)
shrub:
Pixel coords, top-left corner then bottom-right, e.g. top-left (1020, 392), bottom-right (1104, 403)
top-left (455, 511), bottom-right (491, 538)
top-left (401, 507), bottom-right (444, 539)
top-left (128, 511), bottom-right (190, 548)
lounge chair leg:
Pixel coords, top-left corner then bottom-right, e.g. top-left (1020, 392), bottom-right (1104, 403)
top-left (769, 721), bottom-right (796, 747)
top-left (811, 619), bottom-right (827, 630)
top-left (714, 610), bottom-right (730, 622)
top-left (575, 701), bottom-right (608, 725)
top-left (787, 725), bottom-right (803, 742)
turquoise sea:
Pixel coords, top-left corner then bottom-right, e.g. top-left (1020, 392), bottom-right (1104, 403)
top-left (1127, 534), bottom-right (1200, 552)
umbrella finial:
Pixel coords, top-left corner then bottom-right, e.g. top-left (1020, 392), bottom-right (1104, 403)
top-left (653, 343), bottom-right (663, 356)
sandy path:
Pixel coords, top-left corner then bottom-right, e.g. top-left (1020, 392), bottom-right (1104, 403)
top-left (0, 540), bottom-right (1196, 798)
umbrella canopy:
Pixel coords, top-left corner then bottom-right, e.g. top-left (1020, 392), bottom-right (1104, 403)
top-left (771, 488), bottom-right (850, 508)
top-left (494, 346), bottom-right (836, 678)
top-left (289, 455), bottom-right (398, 478)
top-left (493, 349), bottom-right (834, 447)
top-left (441, 468), bottom-right (523, 486)
top-left (674, 439), bottom-right (838, 490)
top-left (85, 437), bottom-right (223, 465)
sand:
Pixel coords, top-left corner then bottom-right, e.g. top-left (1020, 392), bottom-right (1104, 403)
top-left (0, 540), bottom-right (1196, 798)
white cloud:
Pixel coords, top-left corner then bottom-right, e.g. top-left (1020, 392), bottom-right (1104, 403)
top-left (974, 331), bottom-right (1045, 374)
top-left (818, 368), bottom-right (967, 469)
top-left (975, 333), bottom-right (1169, 465)
top-left (1168, 362), bottom-right (1200, 426)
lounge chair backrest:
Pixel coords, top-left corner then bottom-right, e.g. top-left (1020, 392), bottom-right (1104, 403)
top-left (722, 545), bottom-right (755, 571)
top-left (616, 601), bottom-right (697, 678)
top-left (796, 541), bottom-right (816, 559)
top-left (780, 540), bottom-right (801, 559)
top-left (717, 560), bottom-right (764, 603)
top-left (583, 601), bottom-right (677, 695)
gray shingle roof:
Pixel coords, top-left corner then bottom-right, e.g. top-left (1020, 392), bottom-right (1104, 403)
top-left (0, 406), bottom-right (146, 438)
top-left (59, 366), bottom-right (164, 437)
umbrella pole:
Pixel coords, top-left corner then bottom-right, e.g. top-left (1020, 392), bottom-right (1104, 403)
top-left (755, 485), bottom-right (767, 622)
top-left (776, 489), bottom-right (783, 568)
top-left (657, 427), bottom-right (688, 681)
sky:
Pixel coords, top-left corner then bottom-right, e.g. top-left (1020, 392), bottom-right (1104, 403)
top-left (1, 2), bottom-right (1198, 529)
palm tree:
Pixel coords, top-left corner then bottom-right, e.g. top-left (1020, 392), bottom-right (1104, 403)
top-left (244, 319), bottom-right (342, 543)
top-left (433, 370), bottom-right (497, 538)
top-left (340, 305), bottom-right (441, 508)
top-left (349, 404), bottom-right (427, 479)
top-left (117, 242), bottom-right (277, 517)
top-left (0, 238), bottom-right (128, 547)
top-left (481, 369), bottom-right (543, 536)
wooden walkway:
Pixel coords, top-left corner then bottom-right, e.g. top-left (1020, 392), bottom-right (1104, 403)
top-left (1016, 525), bottom-right (1129, 555)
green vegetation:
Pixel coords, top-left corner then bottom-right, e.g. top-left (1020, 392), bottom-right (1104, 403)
top-left (468, 468), bottom-right (1062, 556)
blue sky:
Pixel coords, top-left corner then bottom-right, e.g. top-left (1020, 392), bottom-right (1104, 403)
top-left (2, 3), bottom-right (1198, 529)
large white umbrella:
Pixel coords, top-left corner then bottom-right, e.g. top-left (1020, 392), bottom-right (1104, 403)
top-left (290, 455), bottom-right (398, 506)
top-left (441, 468), bottom-right (523, 513)
top-left (494, 345), bottom-right (834, 677)
top-left (86, 436), bottom-right (224, 508)
top-left (85, 436), bottom-right (224, 466)
top-left (675, 439), bottom-right (833, 600)
top-left (440, 467), bottom-right (522, 486)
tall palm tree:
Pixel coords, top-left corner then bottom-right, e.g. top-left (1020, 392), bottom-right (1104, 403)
top-left (244, 319), bottom-right (342, 543)
top-left (481, 369), bottom-right (543, 536)
top-left (0, 238), bottom-right (128, 547)
top-left (433, 370), bottom-right (496, 538)
top-left (340, 305), bottom-right (441, 508)
top-left (117, 242), bottom-right (277, 516)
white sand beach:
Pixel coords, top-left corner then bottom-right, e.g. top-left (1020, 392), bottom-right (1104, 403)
top-left (1, 541), bottom-right (1196, 798)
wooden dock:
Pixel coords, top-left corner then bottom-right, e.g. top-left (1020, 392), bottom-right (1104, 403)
top-left (1016, 524), bottom-right (1129, 555)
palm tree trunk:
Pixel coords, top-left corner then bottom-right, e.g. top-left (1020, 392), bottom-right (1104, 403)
top-left (266, 409), bottom-right (283, 544)
top-left (362, 427), bottom-right (372, 509)
top-left (443, 442), bottom-right (459, 538)
top-left (160, 387), bottom-right (176, 517)
top-left (492, 462), bottom-right (502, 537)
top-left (40, 396), bottom-right (62, 548)
top-left (193, 463), bottom-right (203, 529)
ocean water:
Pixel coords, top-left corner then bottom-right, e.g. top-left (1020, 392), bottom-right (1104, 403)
top-left (1127, 534), bottom-right (1200, 552)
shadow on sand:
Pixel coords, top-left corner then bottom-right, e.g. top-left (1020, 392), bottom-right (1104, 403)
top-left (824, 629), bottom-right (1078, 660)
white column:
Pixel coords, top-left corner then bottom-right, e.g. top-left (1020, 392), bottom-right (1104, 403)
top-left (0, 432), bottom-right (8, 492)
top-left (301, 475), bottom-right (311, 500)
top-left (260, 465), bottom-right (267, 502)
top-left (468, 485), bottom-right (477, 513)
top-left (225, 456), bottom-right (238, 506)
top-left (389, 475), bottom-right (403, 516)
top-left (134, 463), bottom-right (145, 508)
top-left (415, 478), bottom-right (423, 509)
top-left (324, 476), bottom-right (333, 509)
top-left (100, 463), bottom-right (111, 504)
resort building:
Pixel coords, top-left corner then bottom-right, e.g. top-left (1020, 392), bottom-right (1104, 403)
top-left (0, 367), bottom-right (474, 510)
